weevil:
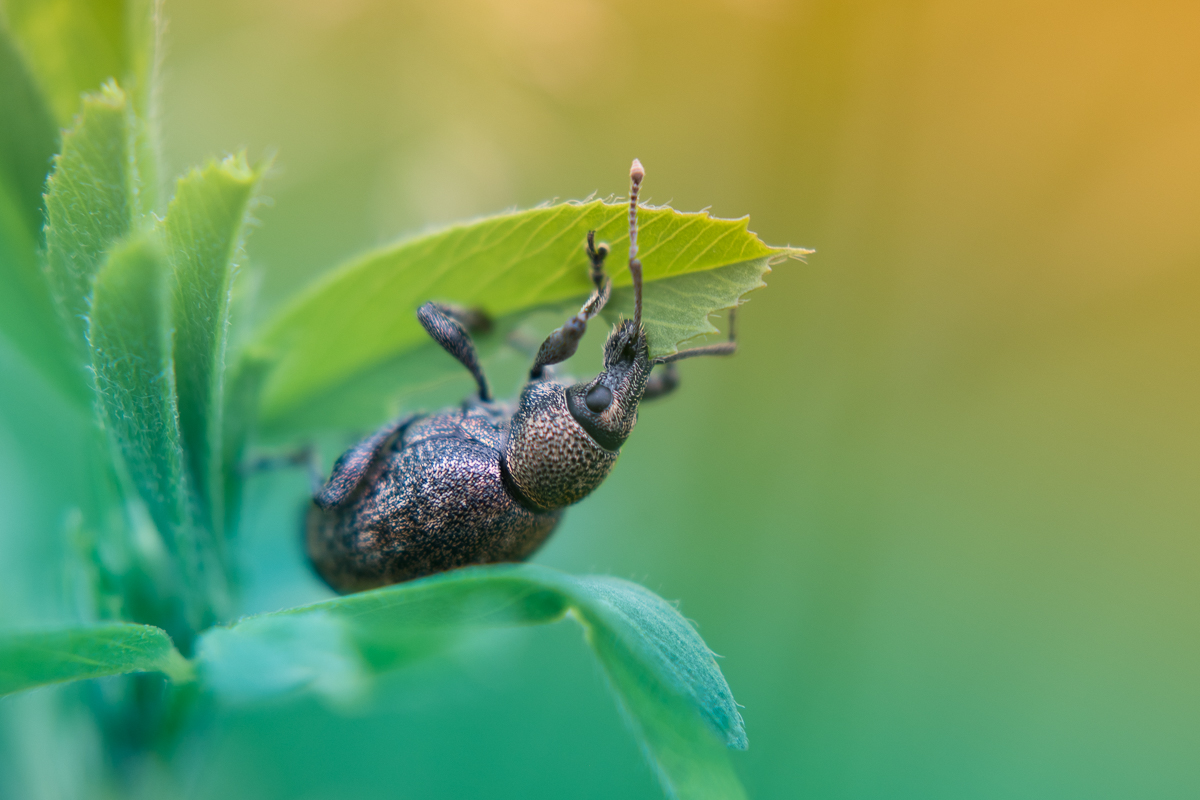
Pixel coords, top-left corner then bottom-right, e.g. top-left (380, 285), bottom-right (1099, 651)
top-left (306, 160), bottom-right (739, 593)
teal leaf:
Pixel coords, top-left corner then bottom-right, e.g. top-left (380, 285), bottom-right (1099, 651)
top-left (219, 352), bottom-right (272, 534)
top-left (196, 564), bottom-right (747, 800)
top-left (0, 623), bottom-right (192, 697)
top-left (199, 612), bottom-right (368, 705)
top-left (165, 154), bottom-right (263, 535)
top-left (250, 198), bottom-right (803, 428)
top-left (44, 81), bottom-right (140, 351)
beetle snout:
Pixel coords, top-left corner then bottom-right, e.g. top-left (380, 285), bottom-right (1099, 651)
top-left (566, 358), bottom-right (649, 452)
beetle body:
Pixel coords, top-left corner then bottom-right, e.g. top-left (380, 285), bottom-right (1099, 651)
top-left (307, 162), bottom-right (735, 594)
top-left (306, 399), bottom-right (564, 593)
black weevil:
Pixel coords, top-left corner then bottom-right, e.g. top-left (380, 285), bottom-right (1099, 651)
top-left (306, 161), bottom-right (738, 593)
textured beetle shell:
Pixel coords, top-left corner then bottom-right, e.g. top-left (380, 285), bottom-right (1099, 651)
top-left (503, 380), bottom-right (620, 511)
top-left (307, 402), bottom-right (564, 593)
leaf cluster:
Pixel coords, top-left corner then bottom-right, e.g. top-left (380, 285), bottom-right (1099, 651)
top-left (0, 2), bottom-right (804, 797)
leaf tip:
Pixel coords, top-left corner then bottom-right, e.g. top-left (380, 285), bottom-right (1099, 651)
top-left (769, 246), bottom-right (815, 266)
top-left (91, 78), bottom-right (129, 108)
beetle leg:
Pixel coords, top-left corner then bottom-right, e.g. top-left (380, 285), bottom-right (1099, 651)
top-left (313, 414), bottom-right (418, 509)
top-left (529, 231), bottom-right (612, 379)
top-left (585, 229), bottom-right (609, 293)
top-left (654, 308), bottom-right (738, 366)
top-left (418, 301), bottom-right (492, 401)
top-left (643, 308), bottom-right (738, 400)
top-left (641, 362), bottom-right (680, 400)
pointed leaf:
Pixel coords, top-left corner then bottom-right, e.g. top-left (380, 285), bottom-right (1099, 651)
top-left (88, 232), bottom-right (189, 554)
top-left (0, 623), bottom-right (192, 697)
top-left (122, 0), bottom-right (161, 213)
top-left (165, 154), bottom-right (262, 533)
top-left (44, 82), bottom-right (139, 351)
top-left (251, 199), bottom-right (803, 425)
top-left (196, 563), bottom-right (746, 800)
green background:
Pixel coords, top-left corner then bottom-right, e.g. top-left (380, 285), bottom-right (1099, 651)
top-left (3, 0), bottom-right (1198, 797)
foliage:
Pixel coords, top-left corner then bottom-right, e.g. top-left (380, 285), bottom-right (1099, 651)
top-left (0, 1), bottom-right (801, 797)
top-left (252, 200), bottom-right (799, 426)
top-left (0, 624), bottom-right (193, 696)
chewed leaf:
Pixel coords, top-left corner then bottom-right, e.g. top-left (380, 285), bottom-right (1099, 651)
top-left (253, 257), bottom-right (776, 440)
top-left (0, 623), bottom-right (192, 697)
top-left (607, 255), bottom-right (774, 357)
top-left (195, 563), bottom-right (747, 800)
top-left (249, 198), bottom-right (803, 428)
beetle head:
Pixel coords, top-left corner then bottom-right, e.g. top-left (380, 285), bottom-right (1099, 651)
top-left (502, 159), bottom-right (653, 511)
top-left (566, 158), bottom-right (652, 451)
top-left (504, 320), bottom-right (650, 512)
top-left (565, 318), bottom-right (650, 451)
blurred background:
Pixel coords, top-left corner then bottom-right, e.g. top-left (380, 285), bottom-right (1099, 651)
top-left (4, 0), bottom-right (1199, 797)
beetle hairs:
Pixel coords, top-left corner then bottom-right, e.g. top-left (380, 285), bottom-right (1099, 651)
top-left (628, 159), bottom-right (645, 334)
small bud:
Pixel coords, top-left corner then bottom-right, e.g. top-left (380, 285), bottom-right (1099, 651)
top-left (630, 158), bottom-right (645, 186)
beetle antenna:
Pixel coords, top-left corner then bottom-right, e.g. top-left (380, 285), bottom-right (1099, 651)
top-left (628, 159), bottom-right (645, 334)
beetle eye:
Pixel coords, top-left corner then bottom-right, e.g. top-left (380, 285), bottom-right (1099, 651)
top-left (585, 385), bottom-right (613, 413)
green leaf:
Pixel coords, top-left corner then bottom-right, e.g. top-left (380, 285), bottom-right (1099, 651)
top-left (165, 154), bottom-right (263, 535)
top-left (605, 257), bottom-right (774, 353)
top-left (251, 199), bottom-right (802, 427)
top-left (88, 233), bottom-right (190, 562)
top-left (196, 564), bottom-right (747, 800)
top-left (0, 177), bottom-right (89, 404)
top-left (90, 231), bottom-right (234, 639)
top-left (0, 18), bottom-right (56, 243)
top-left (0, 21), bottom-right (88, 403)
top-left (0, 623), bottom-right (193, 697)
top-left (44, 81), bottom-right (140, 351)
top-left (220, 352), bottom-right (271, 533)
top-left (256, 256), bottom-right (787, 440)
top-left (3, 0), bottom-right (158, 129)
top-left (122, 0), bottom-right (161, 212)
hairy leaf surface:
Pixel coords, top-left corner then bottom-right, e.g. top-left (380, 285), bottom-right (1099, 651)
top-left (43, 82), bottom-right (138, 351)
top-left (0, 623), bottom-right (191, 697)
top-left (165, 154), bottom-right (263, 535)
top-left (88, 234), bottom-right (189, 563)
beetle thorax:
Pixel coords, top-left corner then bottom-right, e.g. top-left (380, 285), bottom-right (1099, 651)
top-left (502, 381), bottom-right (619, 511)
